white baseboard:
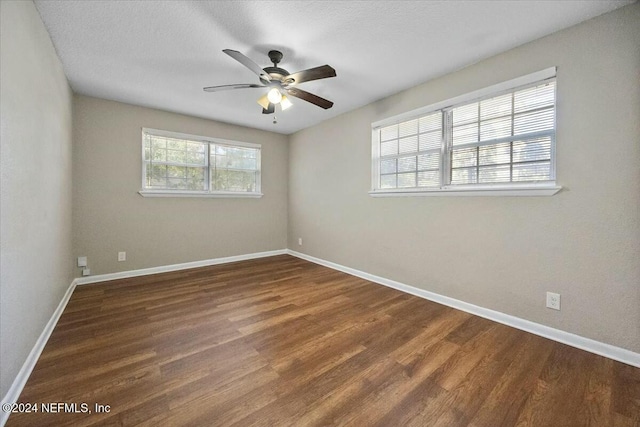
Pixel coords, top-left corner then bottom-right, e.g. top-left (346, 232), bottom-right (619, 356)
top-left (286, 249), bottom-right (640, 368)
top-left (0, 280), bottom-right (77, 427)
top-left (75, 249), bottom-right (288, 285)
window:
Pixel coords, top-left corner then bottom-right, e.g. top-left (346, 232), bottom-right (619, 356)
top-left (371, 68), bottom-right (560, 196)
top-left (140, 128), bottom-right (261, 198)
top-left (378, 112), bottom-right (442, 190)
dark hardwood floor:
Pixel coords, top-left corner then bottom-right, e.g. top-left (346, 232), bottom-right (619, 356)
top-left (7, 255), bottom-right (640, 426)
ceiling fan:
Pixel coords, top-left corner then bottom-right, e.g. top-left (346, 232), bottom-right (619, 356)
top-left (204, 49), bottom-right (336, 114)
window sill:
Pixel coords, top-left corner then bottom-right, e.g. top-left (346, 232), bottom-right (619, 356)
top-left (369, 184), bottom-right (562, 197)
top-left (139, 190), bottom-right (263, 198)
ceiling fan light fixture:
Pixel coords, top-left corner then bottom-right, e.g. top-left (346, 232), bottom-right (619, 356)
top-left (257, 93), bottom-right (270, 109)
top-left (280, 95), bottom-right (293, 110)
top-left (267, 87), bottom-right (282, 104)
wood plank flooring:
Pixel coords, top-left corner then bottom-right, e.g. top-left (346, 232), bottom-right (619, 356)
top-left (7, 255), bottom-right (640, 426)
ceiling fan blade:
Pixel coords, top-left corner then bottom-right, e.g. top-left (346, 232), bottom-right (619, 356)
top-left (262, 103), bottom-right (275, 114)
top-left (284, 65), bottom-right (336, 86)
top-left (257, 93), bottom-right (270, 109)
top-left (223, 49), bottom-right (271, 82)
top-left (203, 83), bottom-right (264, 92)
top-left (285, 87), bottom-right (334, 109)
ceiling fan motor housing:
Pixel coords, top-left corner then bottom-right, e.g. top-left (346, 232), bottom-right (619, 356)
top-left (264, 50), bottom-right (289, 81)
top-left (263, 66), bottom-right (290, 81)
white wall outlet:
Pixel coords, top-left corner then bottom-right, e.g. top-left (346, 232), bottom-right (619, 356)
top-left (82, 268), bottom-right (91, 276)
top-left (298, 238), bottom-right (303, 246)
top-left (546, 292), bottom-right (561, 310)
top-left (118, 251), bottom-right (126, 262)
top-left (77, 256), bottom-right (87, 267)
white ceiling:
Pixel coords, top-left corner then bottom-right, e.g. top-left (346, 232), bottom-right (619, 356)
top-left (34, 0), bottom-right (632, 135)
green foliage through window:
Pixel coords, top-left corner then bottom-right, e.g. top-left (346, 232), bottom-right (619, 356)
top-left (142, 130), bottom-right (260, 194)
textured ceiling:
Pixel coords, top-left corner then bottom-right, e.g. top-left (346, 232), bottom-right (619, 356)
top-left (34, 0), bottom-right (632, 135)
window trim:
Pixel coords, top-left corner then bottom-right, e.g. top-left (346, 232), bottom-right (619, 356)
top-left (370, 67), bottom-right (561, 197)
top-left (139, 128), bottom-right (263, 198)
top-left (368, 183), bottom-right (562, 197)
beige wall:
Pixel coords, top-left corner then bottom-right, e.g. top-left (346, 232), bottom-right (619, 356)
top-left (72, 96), bottom-right (288, 275)
top-left (0, 1), bottom-right (74, 397)
top-left (289, 4), bottom-right (640, 352)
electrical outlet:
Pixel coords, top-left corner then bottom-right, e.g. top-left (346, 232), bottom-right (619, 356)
top-left (546, 292), bottom-right (561, 310)
top-left (118, 251), bottom-right (126, 262)
top-left (77, 256), bottom-right (87, 267)
top-left (298, 238), bottom-right (303, 246)
top-left (82, 268), bottom-right (91, 276)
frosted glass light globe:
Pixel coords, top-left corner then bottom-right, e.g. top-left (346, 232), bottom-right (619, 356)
top-left (267, 88), bottom-right (282, 104)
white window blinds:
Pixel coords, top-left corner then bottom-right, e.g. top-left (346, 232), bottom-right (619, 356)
top-left (449, 80), bottom-right (555, 185)
top-left (378, 112), bottom-right (442, 189)
top-left (372, 71), bottom-right (556, 194)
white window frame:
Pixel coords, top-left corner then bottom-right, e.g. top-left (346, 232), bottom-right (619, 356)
top-left (139, 128), bottom-right (262, 198)
top-left (370, 67), bottom-right (562, 197)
